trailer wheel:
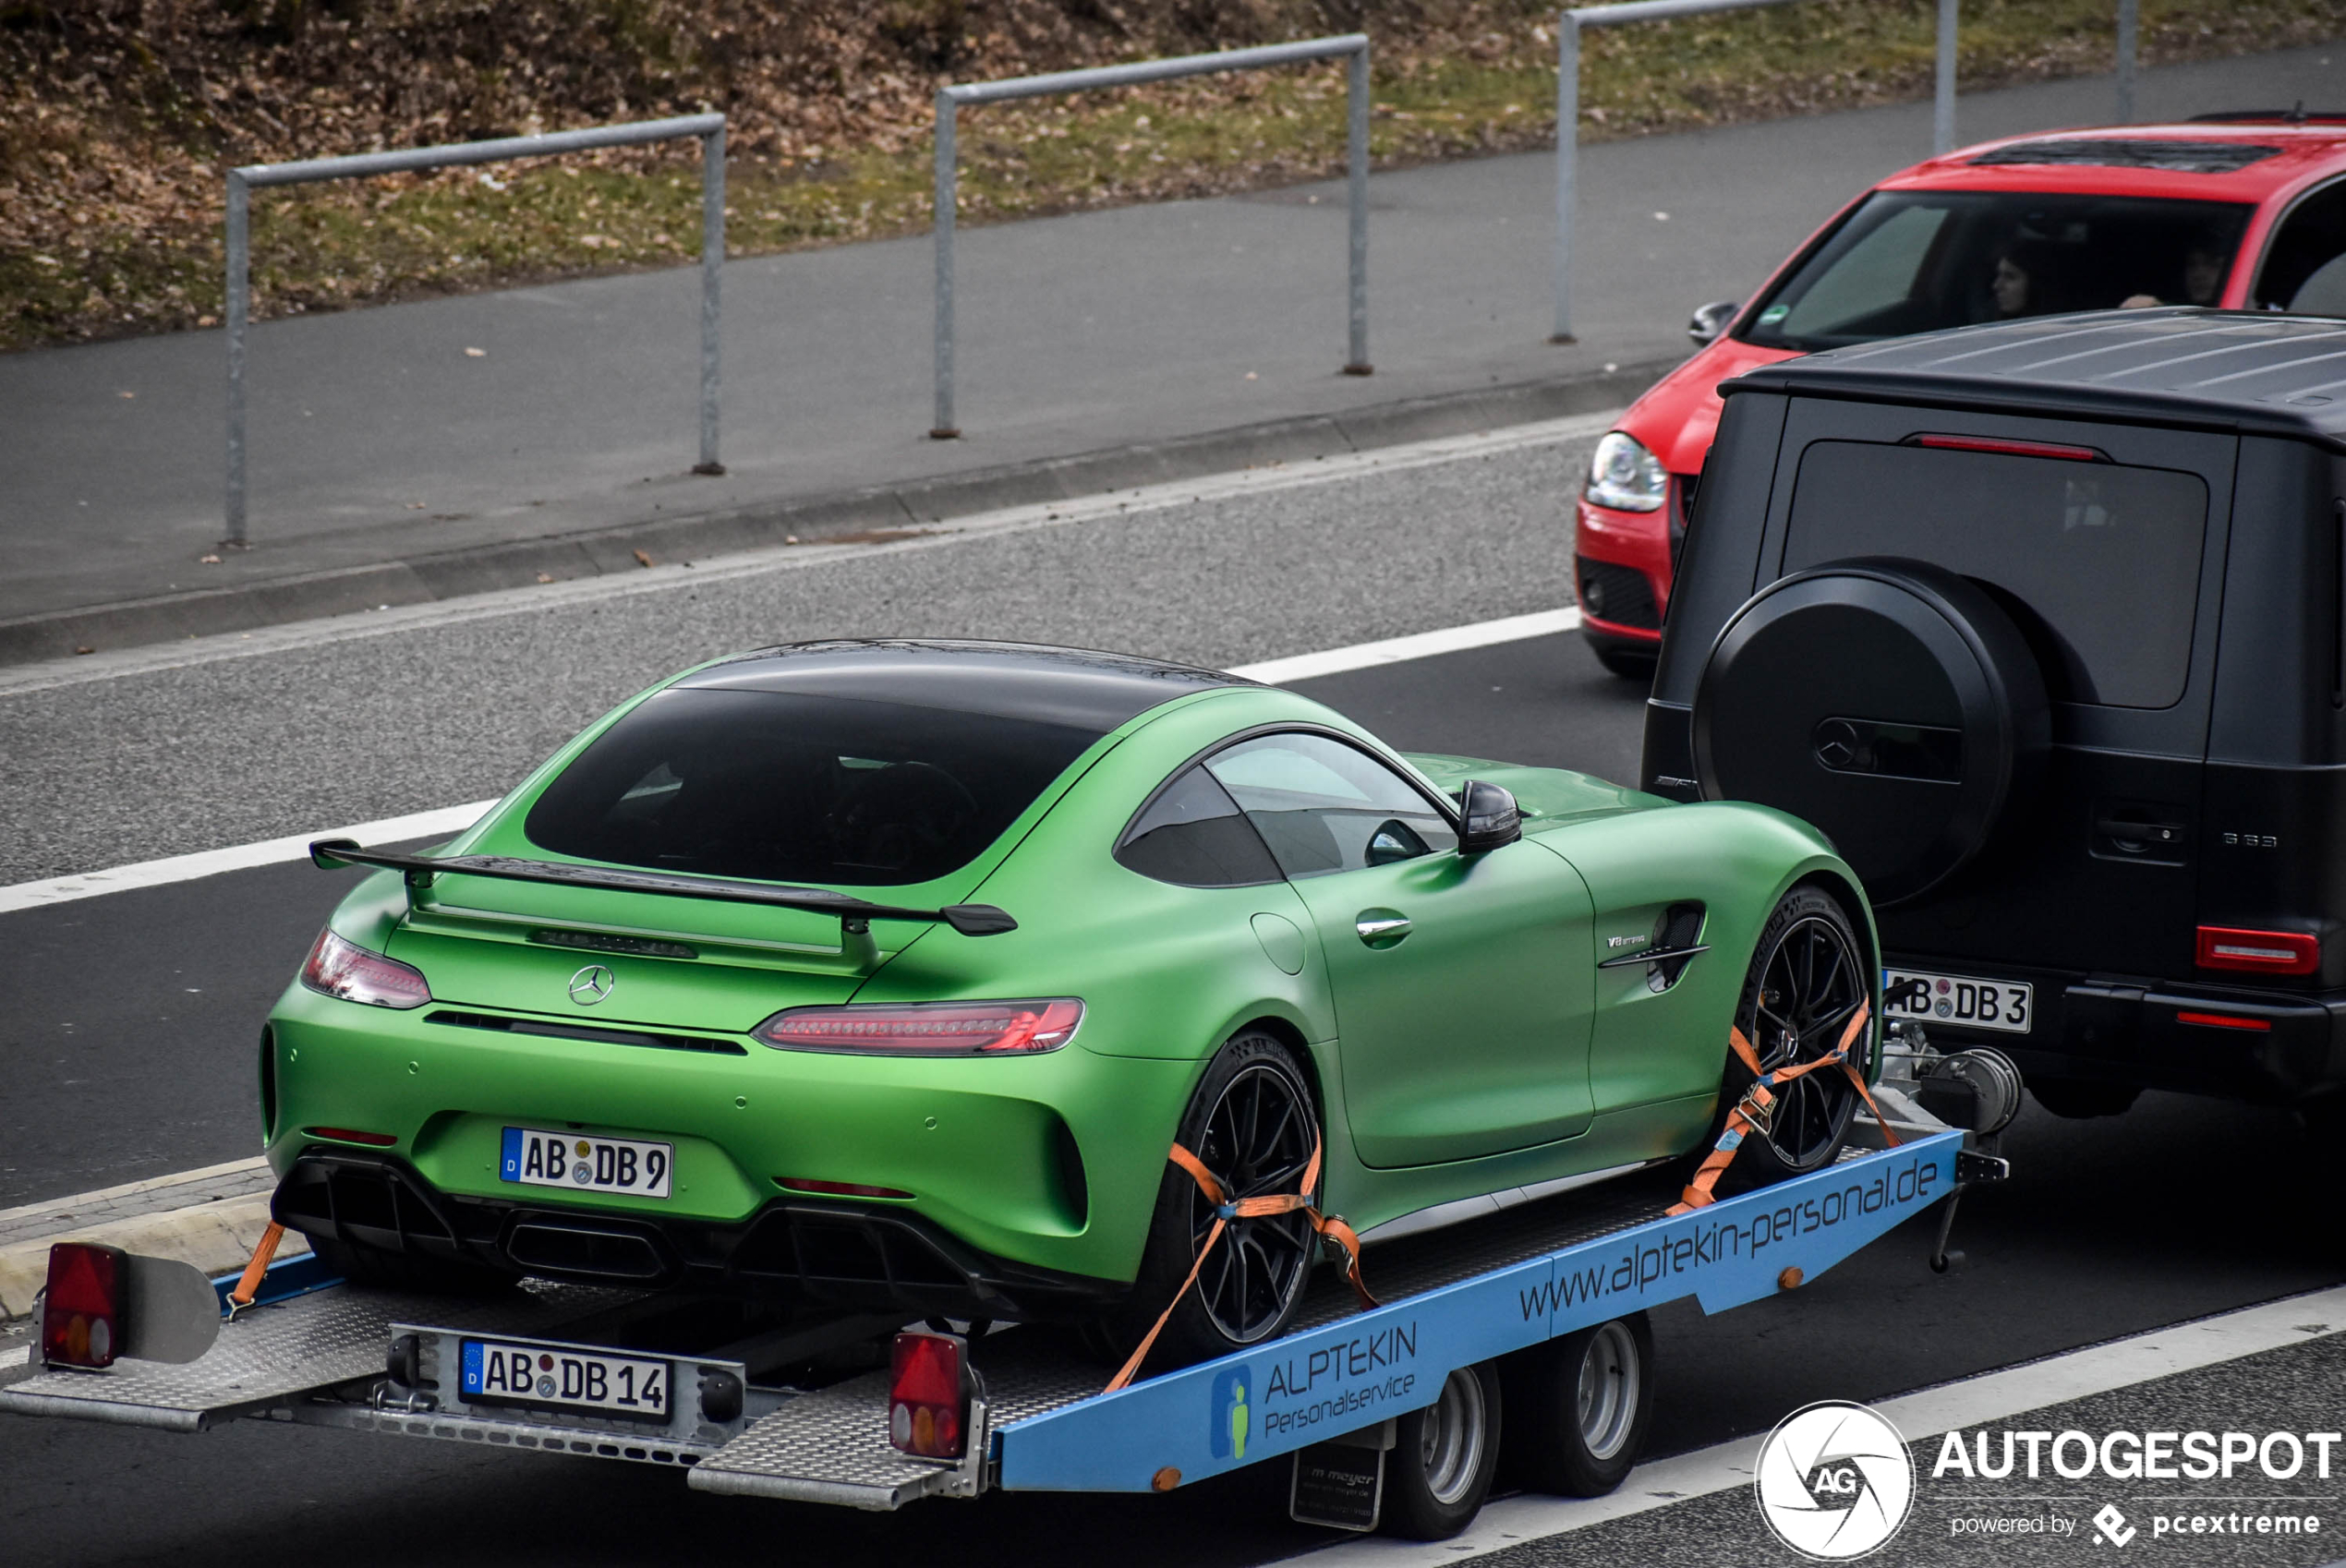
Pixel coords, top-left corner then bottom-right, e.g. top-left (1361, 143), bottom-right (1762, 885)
top-left (1502, 1313), bottom-right (1654, 1496)
top-left (1379, 1362), bottom-right (1503, 1539)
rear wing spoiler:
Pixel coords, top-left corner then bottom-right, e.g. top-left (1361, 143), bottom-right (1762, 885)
top-left (307, 839), bottom-right (1017, 936)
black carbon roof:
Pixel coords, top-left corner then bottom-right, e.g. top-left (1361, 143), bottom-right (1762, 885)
top-left (679, 639), bottom-right (1255, 732)
top-left (1968, 139), bottom-right (2282, 173)
top-left (1728, 310), bottom-right (2346, 443)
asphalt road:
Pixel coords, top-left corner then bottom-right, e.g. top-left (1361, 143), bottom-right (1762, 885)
top-left (5, 428), bottom-right (2344, 1563)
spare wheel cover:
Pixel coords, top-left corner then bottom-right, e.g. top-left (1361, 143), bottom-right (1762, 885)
top-left (1692, 559), bottom-right (2048, 905)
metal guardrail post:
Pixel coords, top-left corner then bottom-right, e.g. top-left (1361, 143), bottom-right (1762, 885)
top-left (1553, 12), bottom-right (1581, 344)
top-left (1934, 0), bottom-right (1959, 155)
top-left (697, 122), bottom-right (726, 475)
top-left (224, 171), bottom-right (250, 549)
top-left (1346, 43), bottom-right (1373, 376)
top-left (933, 91), bottom-right (961, 440)
top-left (221, 114), bottom-right (724, 545)
top-left (2115, 0), bottom-right (2138, 123)
top-left (930, 35), bottom-right (1371, 436)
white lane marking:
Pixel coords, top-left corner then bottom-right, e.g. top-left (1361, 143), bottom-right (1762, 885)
top-left (1233, 609), bottom-right (1579, 685)
top-left (1298, 1285), bottom-right (2346, 1565)
top-left (0, 410), bottom-right (1617, 699)
top-left (0, 604), bottom-right (1592, 913)
top-left (0, 800), bottom-right (498, 914)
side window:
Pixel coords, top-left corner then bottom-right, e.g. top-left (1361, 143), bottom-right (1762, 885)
top-left (1115, 766), bottom-right (1283, 888)
top-left (2255, 180), bottom-right (2346, 313)
top-left (1203, 733), bottom-right (1459, 878)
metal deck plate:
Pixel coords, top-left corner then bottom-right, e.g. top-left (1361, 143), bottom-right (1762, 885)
top-left (686, 1172), bottom-right (1688, 1504)
top-left (0, 1279), bottom-right (634, 1431)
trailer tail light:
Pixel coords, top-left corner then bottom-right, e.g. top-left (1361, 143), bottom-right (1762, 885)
top-left (756, 999), bottom-right (1083, 1056)
top-left (889, 1331), bottom-right (969, 1459)
top-left (300, 929), bottom-right (432, 1009)
top-left (42, 1242), bottom-right (127, 1370)
top-left (2195, 926), bottom-right (2319, 976)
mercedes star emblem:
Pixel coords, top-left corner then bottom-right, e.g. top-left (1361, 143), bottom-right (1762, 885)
top-left (567, 964), bottom-right (615, 1006)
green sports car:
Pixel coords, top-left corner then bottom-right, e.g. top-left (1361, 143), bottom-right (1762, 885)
top-left (264, 639), bottom-right (1880, 1366)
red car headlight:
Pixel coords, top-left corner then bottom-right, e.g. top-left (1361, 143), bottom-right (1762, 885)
top-left (299, 929), bottom-right (432, 1009)
top-left (755, 999), bottom-right (1083, 1055)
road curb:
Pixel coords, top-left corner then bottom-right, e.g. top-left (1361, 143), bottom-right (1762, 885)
top-left (0, 362), bottom-right (1667, 669)
top-left (0, 1197), bottom-right (308, 1321)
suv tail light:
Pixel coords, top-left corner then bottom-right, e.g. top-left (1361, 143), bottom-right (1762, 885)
top-left (42, 1242), bottom-right (127, 1369)
top-left (1913, 433), bottom-right (2106, 463)
top-left (756, 999), bottom-right (1082, 1055)
top-left (300, 929), bottom-right (432, 1008)
top-left (2195, 925), bottom-right (2319, 976)
top-left (889, 1331), bottom-right (969, 1458)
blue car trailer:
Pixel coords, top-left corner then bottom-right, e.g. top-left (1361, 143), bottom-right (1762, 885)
top-left (0, 1052), bottom-right (2005, 1537)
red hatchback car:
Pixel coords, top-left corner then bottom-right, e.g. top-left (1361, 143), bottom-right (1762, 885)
top-left (1575, 113), bottom-right (2346, 678)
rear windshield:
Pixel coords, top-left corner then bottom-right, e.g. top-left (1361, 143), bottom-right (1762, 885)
top-left (525, 688), bottom-right (1099, 887)
top-left (1785, 441), bottom-right (2209, 709)
top-left (1739, 190), bottom-right (2252, 352)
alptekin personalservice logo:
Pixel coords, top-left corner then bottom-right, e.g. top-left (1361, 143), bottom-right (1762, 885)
top-left (1755, 1400), bottom-right (1917, 1560)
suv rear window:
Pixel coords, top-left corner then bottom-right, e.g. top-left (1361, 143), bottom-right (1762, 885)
top-left (525, 688), bottom-right (1098, 887)
top-left (1784, 441), bottom-right (2208, 708)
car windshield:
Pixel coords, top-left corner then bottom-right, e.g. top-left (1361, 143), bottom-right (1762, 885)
top-left (1738, 190), bottom-right (2254, 352)
top-left (524, 687), bottom-right (1100, 887)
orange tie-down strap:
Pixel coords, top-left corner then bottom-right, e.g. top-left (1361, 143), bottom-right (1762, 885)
top-left (1668, 1000), bottom-right (1893, 1216)
top-left (1106, 1133), bottom-right (1375, 1393)
top-left (226, 1221), bottom-right (288, 1315)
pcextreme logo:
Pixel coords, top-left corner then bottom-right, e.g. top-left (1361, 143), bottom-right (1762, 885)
top-left (1210, 1365), bottom-right (1252, 1462)
top-left (1755, 1400), bottom-right (1917, 1561)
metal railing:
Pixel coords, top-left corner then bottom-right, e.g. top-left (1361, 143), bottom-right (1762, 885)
top-left (223, 114), bottom-right (726, 548)
top-left (1553, 0), bottom-right (2146, 342)
top-left (930, 36), bottom-right (1371, 440)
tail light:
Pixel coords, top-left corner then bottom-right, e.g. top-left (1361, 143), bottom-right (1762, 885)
top-left (777, 1178), bottom-right (914, 1200)
top-left (2195, 926), bottom-right (2319, 976)
top-left (889, 1331), bottom-right (970, 1459)
top-left (301, 929), bottom-right (432, 1008)
top-left (1914, 433), bottom-right (2105, 463)
top-left (305, 1127), bottom-right (400, 1147)
top-left (42, 1242), bottom-right (127, 1370)
top-left (756, 999), bottom-right (1082, 1055)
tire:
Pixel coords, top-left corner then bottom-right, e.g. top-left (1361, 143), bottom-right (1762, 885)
top-left (1692, 561), bottom-right (2049, 906)
top-left (1381, 1362), bottom-right (1504, 1539)
top-left (1094, 1031), bottom-right (1320, 1372)
top-left (1717, 886), bottom-right (1871, 1185)
top-left (1501, 1314), bottom-right (1654, 1497)
top-left (2027, 1078), bottom-right (2141, 1120)
top-left (307, 1232), bottom-right (516, 1297)
top-left (1594, 644), bottom-right (1659, 682)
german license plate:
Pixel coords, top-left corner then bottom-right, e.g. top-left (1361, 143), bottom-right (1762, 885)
top-left (461, 1337), bottom-right (671, 1418)
top-left (501, 1128), bottom-right (672, 1199)
top-left (1883, 968), bottom-right (2033, 1034)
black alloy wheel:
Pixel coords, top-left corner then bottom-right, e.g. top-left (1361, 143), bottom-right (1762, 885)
top-left (1730, 887), bottom-right (1870, 1181)
top-left (1188, 1057), bottom-right (1319, 1344)
top-left (1094, 1031), bottom-right (1320, 1371)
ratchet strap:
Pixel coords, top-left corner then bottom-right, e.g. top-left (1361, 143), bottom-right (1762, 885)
top-left (1106, 1131), bottom-right (1374, 1393)
top-left (225, 1221), bottom-right (287, 1317)
top-left (1669, 999), bottom-right (1890, 1215)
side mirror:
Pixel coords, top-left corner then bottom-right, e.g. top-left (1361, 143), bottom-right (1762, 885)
top-left (1687, 299), bottom-right (1739, 346)
top-left (1458, 781), bottom-right (1522, 855)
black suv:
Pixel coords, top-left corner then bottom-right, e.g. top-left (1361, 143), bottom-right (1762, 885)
top-left (1644, 310), bottom-right (2346, 1120)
